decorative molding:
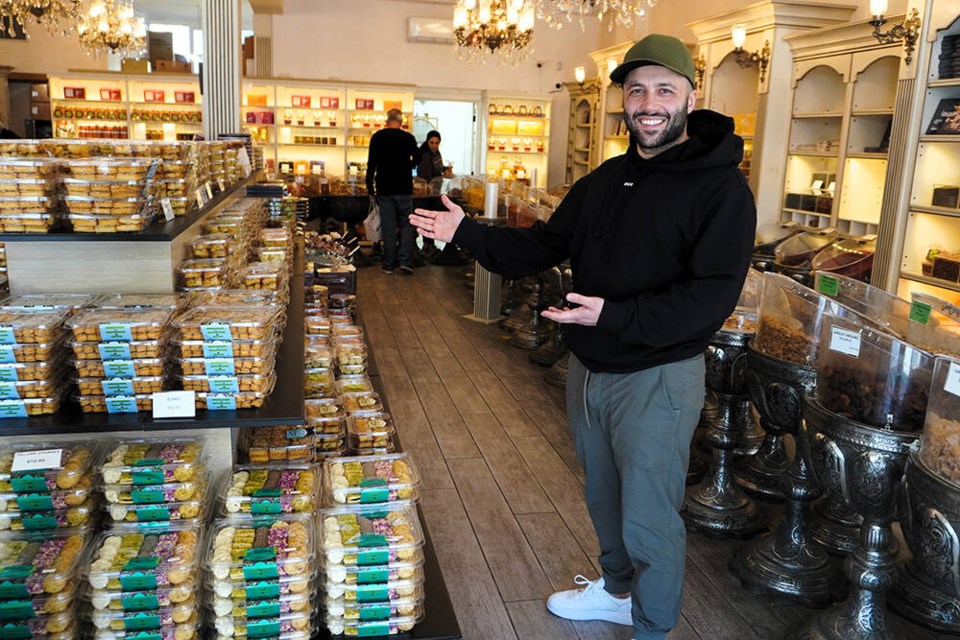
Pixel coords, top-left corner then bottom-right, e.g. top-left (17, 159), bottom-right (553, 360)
top-left (784, 15), bottom-right (907, 59)
top-left (686, 0), bottom-right (857, 44)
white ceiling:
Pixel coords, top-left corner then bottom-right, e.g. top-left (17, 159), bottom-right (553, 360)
top-left (133, 0), bottom-right (254, 30)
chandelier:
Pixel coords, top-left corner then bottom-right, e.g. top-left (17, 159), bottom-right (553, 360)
top-left (452, 0), bottom-right (535, 66)
top-left (0, 0), bottom-right (79, 37)
top-left (533, 0), bottom-right (656, 31)
top-left (76, 0), bottom-right (147, 58)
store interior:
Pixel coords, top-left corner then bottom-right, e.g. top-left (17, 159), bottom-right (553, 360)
top-left (0, 0), bottom-right (958, 639)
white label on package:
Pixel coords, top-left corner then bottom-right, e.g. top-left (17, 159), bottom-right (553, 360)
top-left (152, 391), bottom-right (196, 419)
top-left (195, 188), bottom-right (205, 209)
top-left (946, 362), bottom-right (960, 398)
top-left (11, 449), bottom-right (62, 472)
top-left (217, 178), bottom-right (226, 193)
top-left (238, 148), bottom-right (252, 177)
top-left (161, 198), bottom-right (174, 222)
top-left (829, 327), bottom-right (861, 358)
top-left (205, 182), bottom-right (214, 201)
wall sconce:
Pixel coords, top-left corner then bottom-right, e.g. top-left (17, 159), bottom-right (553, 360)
top-left (731, 23), bottom-right (771, 83)
top-left (694, 54), bottom-right (706, 93)
top-left (607, 58), bottom-right (618, 76)
top-left (869, 0), bottom-right (921, 66)
top-left (574, 66), bottom-right (586, 85)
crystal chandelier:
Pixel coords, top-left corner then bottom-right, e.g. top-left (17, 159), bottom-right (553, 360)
top-left (533, 0), bottom-right (657, 31)
top-left (76, 0), bottom-right (147, 58)
top-left (452, 0), bottom-right (535, 67)
top-left (0, 0), bottom-right (79, 37)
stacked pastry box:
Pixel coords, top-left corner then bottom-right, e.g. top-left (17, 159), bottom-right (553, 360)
top-left (86, 437), bottom-right (209, 639)
top-left (65, 304), bottom-right (176, 414)
top-left (0, 294), bottom-right (86, 417)
top-left (320, 453), bottom-right (425, 635)
top-left (173, 304), bottom-right (280, 411)
top-left (63, 158), bottom-right (160, 233)
top-left (205, 464), bottom-right (320, 639)
top-left (0, 157), bottom-right (65, 232)
top-left (0, 444), bottom-right (98, 638)
top-left (178, 199), bottom-right (266, 293)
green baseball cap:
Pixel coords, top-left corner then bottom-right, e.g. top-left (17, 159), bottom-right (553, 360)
top-left (609, 34), bottom-right (696, 88)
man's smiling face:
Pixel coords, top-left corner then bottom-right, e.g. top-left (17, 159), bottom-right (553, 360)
top-left (622, 64), bottom-right (696, 158)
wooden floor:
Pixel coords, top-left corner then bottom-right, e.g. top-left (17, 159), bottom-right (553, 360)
top-left (355, 263), bottom-right (950, 640)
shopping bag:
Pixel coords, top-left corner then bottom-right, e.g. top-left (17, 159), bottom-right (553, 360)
top-left (364, 201), bottom-right (382, 243)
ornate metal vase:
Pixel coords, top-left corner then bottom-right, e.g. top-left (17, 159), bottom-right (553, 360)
top-left (790, 397), bottom-right (917, 640)
top-left (729, 345), bottom-right (845, 608)
top-left (511, 281), bottom-right (552, 350)
top-left (889, 450), bottom-right (960, 633)
top-left (529, 266), bottom-right (569, 364)
top-left (502, 277), bottom-right (535, 333)
top-left (810, 491), bottom-right (863, 557)
top-left (683, 330), bottom-right (767, 538)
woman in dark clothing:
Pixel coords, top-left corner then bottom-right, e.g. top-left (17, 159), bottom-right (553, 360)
top-left (416, 130), bottom-right (446, 259)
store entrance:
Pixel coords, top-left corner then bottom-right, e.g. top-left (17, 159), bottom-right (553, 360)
top-left (412, 99), bottom-right (477, 177)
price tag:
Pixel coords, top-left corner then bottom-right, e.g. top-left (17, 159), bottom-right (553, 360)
top-left (208, 376), bottom-right (239, 393)
top-left (946, 362), bottom-right (960, 398)
top-left (205, 395), bottom-right (237, 411)
top-left (0, 347), bottom-right (15, 364)
top-left (217, 178), bottom-right (226, 192)
top-left (910, 300), bottom-right (932, 325)
top-left (151, 391), bottom-right (196, 419)
top-left (102, 379), bottom-right (135, 397)
top-left (195, 188), bottom-right (205, 209)
top-left (0, 327), bottom-right (15, 345)
top-left (203, 358), bottom-right (236, 376)
top-left (0, 366), bottom-right (19, 383)
top-left (99, 323), bottom-right (133, 342)
top-left (286, 427), bottom-right (307, 440)
top-left (829, 326), bottom-right (861, 358)
top-left (202, 341), bottom-right (233, 358)
top-left (817, 274), bottom-right (839, 297)
top-left (103, 360), bottom-right (136, 378)
top-left (99, 342), bottom-right (132, 361)
top-left (0, 401), bottom-right (27, 419)
top-left (0, 382), bottom-right (19, 401)
top-left (11, 450), bottom-right (62, 473)
top-left (238, 147), bottom-right (252, 177)
top-left (205, 182), bottom-right (214, 201)
top-left (161, 198), bottom-right (174, 222)
top-left (105, 396), bottom-right (139, 414)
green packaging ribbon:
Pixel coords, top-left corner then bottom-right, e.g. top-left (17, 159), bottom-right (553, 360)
top-left (359, 605), bottom-right (391, 621)
top-left (356, 585), bottom-right (388, 603)
top-left (247, 602), bottom-right (281, 618)
top-left (245, 582), bottom-right (280, 600)
top-left (121, 594), bottom-right (159, 612)
top-left (15, 494), bottom-right (53, 512)
top-left (358, 623), bottom-right (390, 637)
top-left (0, 601), bottom-right (35, 621)
top-left (358, 569), bottom-right (389, 584)
top-left (123, 613), bottom-right (161, 631)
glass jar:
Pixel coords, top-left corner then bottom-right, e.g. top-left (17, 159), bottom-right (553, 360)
top-left (918, 355), bottom-right (960, 485)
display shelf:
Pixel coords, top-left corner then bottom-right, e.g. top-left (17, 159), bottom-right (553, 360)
top-left (928, 77), bottom-right (960, 88)
top-left (845, 151), bottom-right (888, 160)
top-left (900, 271), bottom-right (960, 294)
top-left (851, 108), bottom-right (896, 116)
top-left (919, 135), bottom-right (960, 143)
top-left (483, 93), bottom-right (550, 186)
top-left (911, 205), bottom-right (960, 218)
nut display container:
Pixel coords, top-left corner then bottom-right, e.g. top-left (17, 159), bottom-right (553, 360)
top-left (773, 229), bottom-right (839, 268)
top-left (322, 454), bottom-right (420, 506)
top-left (221, 465), bottom-right (319, 515)
top-left (815, 314), bottom-right (935, 432)
top-left (906, 293), bottom-right (960, 359)
top-left (86, 523), bottom-right (203, 591)
top-left (100, 439), bottom-right (205, 486)
top-left (346, 412), bottom-right (396, 454)
top-left (811, 236), bottom-right (876, 283)
top-left (917, 355), bottom-right (960, 486)
top-left (67, 307), bottom-right (172, 343)
top-left (814, 272), bottom-right (912, 339)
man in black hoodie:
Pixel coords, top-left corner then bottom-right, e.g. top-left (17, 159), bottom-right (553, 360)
top-left (412, 34), bottom-right (755, 640)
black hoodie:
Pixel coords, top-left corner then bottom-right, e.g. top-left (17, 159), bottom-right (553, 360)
top-left (452, 109), bottom-right (757, 373)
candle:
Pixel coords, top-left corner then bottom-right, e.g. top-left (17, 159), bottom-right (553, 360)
top-left (484, 181), bottom-right (499, 219)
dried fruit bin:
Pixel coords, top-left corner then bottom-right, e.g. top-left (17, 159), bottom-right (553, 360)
top-left (206, 514), bottom-right (314, 581)
top-left (0, 444), bottom-right (95, 492)
top-left (89, 603), bottom-right (199, 635)
top-left (241, 426), bottom-right (314, 463)
top-left (345, 412), bottom-right (396, 454)
top-left (67, 213), bottom-right (155, 234)
top-left (0, 530), bottom-right (87, 596)
top-left (174, 306), bottom-right (279, 342)
top-left (320, 502), bottom-right (423, 566)
top-left (176, 338), bottom-right (277, 360)
top-left (100, 440), bottom-right (205, 486)
top-left (917, 356), bottom-right (960, 486)
top-left (0, 309), bottom-right (70, 344)
top-left (178, 259), bottom-right (234, 289)
top-left (339, 392), bottom-right (383, 414)
top-left (74, 358), bottom-right (167, 379)
top-left (221, 466), bottom-right (319, 515)
top-left (0, 501), bottom-right (95, 531)
top-left (76, 376), bottom-right (166, 397)
top-left (67, 308), bottom-right (172, 343)
top-left (78, 393), bottom-right (154, 415)
top-left (71, 340), bottom-right (167, 361)
top-left (86, 523), bottom-right (203, 591)
top-left (179, 355), bottom-right (275, 377)
top-left (322, 455), bottom-right (420, 506)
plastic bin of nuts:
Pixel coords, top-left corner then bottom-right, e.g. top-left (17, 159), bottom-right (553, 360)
top-left (178, 259), bottom-right (235, 289)
top-left (322, 454), bottom-right (420, 506)
top-left (67, 307), bottom-right (172, 343)
top-left (239, 262), bottom-right (286, 291)
top-left (182, 371), bottom-right (275, 394)
top-left (240, 425), bottom-right (314, 463)
top-left (346, 412), bottom-right (396, 454)
top-left (174, 306), bottom-right (279, 342)
top-left (221, 466), bottom-right (319, 515)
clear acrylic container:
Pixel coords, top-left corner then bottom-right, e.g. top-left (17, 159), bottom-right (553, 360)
top-left (0, 480), bottom-right (91, 511)
top-left (174, 306), bottom-right (279, 342)
top-left (67, 308), bottom-right (172, 343)
top-left (0, 530), bottom-right (87, 595)
top-left (182, 372), bottom-right (275, 394)
top-left (324, 576), bottom-right (423, 604)
top-left (346, 412), bottom-right (396, 453)
top-left (179, 355), bottom-right (275, 377)
top-left (89, 600), bottom-right (198, 632)
top-left (0, 444), bottom-right (96, 492)
top-left (103, 477), bottom-right (204, 505)
top-left (322, 455), bottom-right (420, 506)
top-left (811, 236), bottom-right (876, 282)
top-left (67, 212), bottom-right (154, 233)
top-left (918, 355), bottom-right (960, 486)
top-left (336, 343), bottom-right (367, 375)
top-left (241, 426), bottom-right (314, 463)
top-left (326, 605), bottom-right (424, 636)
top-left (240, 263), bottom-right (285, 291)
top-left (304, 343), bottom-right (333, 370)
top-left (335, 375), bottom-right (373, 396)
top-left (86, 523), bottom-right (202, 591)
top-left (74, 358), bottom-right (166, 379)
top-left (319, 501), bottom-right (423, 566)
top-left (774, 229), bottom-right (839, 267)
top-left (0, 502), bottom-right (95, 531)
top-left (206, 514), bottom-right (314, 581)
top-left (212, 608), bottom-right (313, 639)
top-left (339, 392), bottom-right (383, 414)
top-left (304, 368), bottom-right (335, 398)
top-left (0, 309), bottom-right (70, 344)
top-left (907, 293), bottom-right (960, 359)
top-left (815, 314), bottom-right (935, 432)
top-left (70, 340), bottom-right (166, 361)
top-left (190, 234), bottom-right (233, 259)
top-left (76, 376), bottom-right (165, 396)
top-left (176, 338), bottom-right (276, 360)
top-left (100, 439), bottom-right (205, 485)
top-left (325, 557), bottom-right (424, 586)
top-left (208, 573), bottom-right (311, 601)
top-left (305, 400), bottom-right (345, 433)
top-left (814, 272), bottom-right (912, 339)
top-left (178, 259), bottom-right (233, 289)
top-left (221, 466), bottom-right (319, 515)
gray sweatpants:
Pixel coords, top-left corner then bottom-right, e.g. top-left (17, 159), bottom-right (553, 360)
top-left (566, 353), bottom-right (704, 639)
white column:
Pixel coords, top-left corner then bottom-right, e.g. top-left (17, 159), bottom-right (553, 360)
top-left (201, 0), bottom-right (242, 139)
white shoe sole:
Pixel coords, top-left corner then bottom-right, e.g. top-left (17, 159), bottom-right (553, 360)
top-left (546, 599), bottom-right (632, 626)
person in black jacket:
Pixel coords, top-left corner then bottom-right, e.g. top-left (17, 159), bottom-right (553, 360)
top-left (416, 130), bottom-right (447, 260)
top-left (366, 109), bottom-right (421, 275)
top-left (412, 34), bottom-right (756, 640)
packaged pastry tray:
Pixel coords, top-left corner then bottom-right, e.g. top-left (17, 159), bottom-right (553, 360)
top-left (304, 316), bottom-right (330, 336)
top-left (67, 308), bottom-right (172, 343)
top-left (319, 502), bottom-right (423, 565)
top-left (0, 478), bottom-right (92, 512)
top-left (0, 359), bottom-right (65, 382)
top-left (206, 514), bottom-right (314, 581)
top-left (156, 178), bottom-right (194, 199)
top-left (74, 358), bottom-right (167, 379)
top-left (100, 439), bottom-right (205, 485)
top-left (0, 612), bottom-right (78, 638)
top-left (335, 375), bottom-right (373, 395)
top-left (190, 234), bottom-right (233, 259)
top-left (174, 306), bottom-right (279, 342)
top-left (103, 475), bottom-right (205, 506)
top-left (327, 611), bottom-right (422, 637)
top-left (88, 583), bottom-right (197, 612)
top-left (188, 289), bottom-right (280, 310)
top-left (325, 577), bottom-right (424, 606)
top-left (303, 343), bottom-right (333, 370)
top-left (259, 228), bottom-right (292, 247)
top-left (0, 396), bottom-right (61, 418)
top-left (178, 259), bottom-right (234, 289)
top-left (322, 455), bottom-right (420, 506)
top-left (86, 523), bottom-right (203, 590)
top-left (78, 393), bottom-right (154, 415)
top-left (304, 400), bottom-right (345, 434)
top-left (195, 386), bottom-right (275, 411)
top-left (0, 212), bottom-right (60, 233)
top-left (179, 354), bottom-right (275, 377)
top-left (66, 158), bottom-right (156, 181)
top-left (336, 344), bottom-right (367, 375)
top-left (324, 556), bottom-right (424, 586)
top-left (67, 213), bottom-right (155, 234)
top-left (303, 368), bottom-right (335, 398)
top-left (0, 585), bottom-right (78, 618)
top-left (315, 435), bottom-right (346, 458)
top-left (176, 338), bottom-right (276, 361)
top-left (89, 601), bottom-right (198, 634)
top-left (212, 608), bottom-right (314, 639)
top-left (182, 371), bottom-right (275, 394)
top-left (71, 340), bottom-right (167, 361)
top-left (89, 621), bottom-right (198, 640)
top-left (210, 590), bottom-right (312, 620)
top-left (345, 412), bottom-right (396, 454)
top-left (76, 376), bottom-right (166, 397)
top-left (221, 466), bottom-right (318, 515)
top-left (255, 247), bottom-right (289, 264)
top-left (0, 501), bottom-right (95, 531)
top-left (0, 195), bottom-right (59, 213)
top-left (63, 195), bottom-right (151, 216)
top-left (0, 444), bottom-right (95, 492)
top-left (241, 426), bottom-right (313, 464)
top-left (62, 178), bottom-right (148, 199)
top-left (0, 309), bottom-right (70, 345)
top-left (94, 293), bottom-right (186, 313)
top-left (239, 263), bottom-right (285, 291)
top-left (339, 392), bottom-right (383, 414)
top-left (0, 375), bottom-right (66, 400)
top-left (0, 158), bottom-right (64, 178)
top-left (0, 177), bottom-right (53, 196)
top-left (2, 293), bottom-right (96, 313)
top-left (105, 495), bottom-right (206, 525)
top-left (208, 573), bottom-right (312, 602)
top-left (0, 530), bottom-right (88, 596)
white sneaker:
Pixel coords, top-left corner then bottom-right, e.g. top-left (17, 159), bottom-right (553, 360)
top-left (546, 575), bottom-right (632, 626)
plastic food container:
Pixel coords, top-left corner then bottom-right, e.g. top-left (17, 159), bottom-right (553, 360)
top-left (0, 610), bottom-right (77, 637)
top-left (0, 530), bottom-right (86, 595)
top-left (339, 392), bottom-right (383, 414)
top-left (182, 372), bottom-right (274, 394)
top-left (63, 195), bottom-right (150, 217)
top-left (304, 368), bottom-right (335, 398)
top-left (325, 556), bottom-right (424, 586)
top-left (242, 426), bottom-right (314, 463)
top-left (0, 177), bottom-right (50, 196)
top-left (190, 234), bottom-right (233, 259)
top-left (326, 579), bottom-right (424, 615)
top-left (195, 388), bottom-right (273, 411)
top-left (74, 358), bottom-right (166, 379)
top-left (774, 229), bottom-right (839, 268)
top-left (174, 306), bottom-right (279, 342)
top-left (1, 293), bottom-right (95, 313)
top-left (329, 294), bottom-right (356, 314)
top-left (203, 215), bottom-right (245, 235)
top-left (0, 478), bottom-right (91, 511)
top-left (211, 590), bottom-right (312, 621)
top-left (0, 360), bottom-right (62, 382)
top-left (66, 159), bottom-right (155, 181)
top-left (0, 376), bottom-right (65, 399)
top-left (811, 236), bottom-right (875, 282)
top-left (0, 444), bottom-right (95, 492)
top-left (815, 314), bottom-right (935, 432)
top-left (213, 609), bottom-right (313, 639)
top-left (815, 272), bottom-right (912, 339)
top-left (336, 344), bottom-right (367, 375)
top-left (0, 586), bottom-right (77, 618)
top-left (100, 439), bottom-right (205, 485)
top-left (304, 316), bottom-right (330, 336)
top-left (918, 355), bottom-right (960, 486)
top-left (88, 584), bottom-right (198, 612)
top-left (260, 228), bottom-right (292, 248)
top-left (335, 375), bottom-right (373, 395)
top-left (95, 293), bottom-right (185, 313)
top-left (67, 308), bottom-right (172, 343)
top-left (906, 293), bottom-right (960, 359)
top-left (320, 501), bottom-right (423, 566)
top-left (87, 523), bottom-right (202, 591)
top-left (0, 396), bottom-right (61, 417)
top-left (209, 573), bottom-right (311, 602)
top-left (178, 259), bottom-right (233, 289)
top-left (327, 611), bottom-right (423, 637)
top-left (71, 340), bottom-right (166, 361)
top-left (240, 263), bottom-right (285, 291)
top-left (0, 309), bottom-right (69, 344)
top-left (106, 496), bottom-right (205, 525)
top-left (322, 455), bottom-right (420, 506)
top-left (67, 212), bottom-right (154, 233)
top-left (0, 195), bottom-right (58, 212)
top-left (206, 514), bottom-right (314, 581)
top-left (221, 466), bottom-right (318, 515)
top-left (89, 600), bottom-right (198, 633)
top-left (179, 355), bottom-right (274, 377)
top-left (346, 412), bottom-right (396, 453)
top-left (103, 476), bottom-right (204, 506)
top-left (256, 246), bottom-right (289, 263)
top-left (305, 400), bottom-right (346, 434)
top-left (315, 434), bottom-right (346, 457)
top-left (76, 376), bottom-right (165, 397)
top-left (304, 344), bottom-right (333, 369)
top-left (78, 393), bottom-right (153, 414)
top-left (0, 501), bottom-right (94, 531)
top-left (62, 178), bottom-right (146, 199)
top-left (0, 158), bottom-right (64, 178)
top-left (176, 338), bottom-right (276, 361)
top-left (0, 212), bottom-right (59, 233)
top-left (188, 289), bottom-right (280, 310)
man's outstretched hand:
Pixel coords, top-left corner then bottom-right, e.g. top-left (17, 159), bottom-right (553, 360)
top-left (541, 293), bottom-right (604, 327)
top-left (412, 195), bottom-right (466, 243)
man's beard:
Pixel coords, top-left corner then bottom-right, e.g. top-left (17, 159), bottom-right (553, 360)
top-left (624, 106), bottom-right (688, 153)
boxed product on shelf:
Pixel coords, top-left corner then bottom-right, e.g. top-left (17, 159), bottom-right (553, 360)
top-left (239, 262), bottom-right (286, 291)
top-left (179, 354), bottom-right (275, 377)
top-left (346, 411), bottom-right (396, 453)
top-left (0, 444), bottom-right (96, 492)
top-left (339, 391), bottom-right (383, 414)
top-left (71, 339), bottom-right (167, 361)
top-left (239, 425), bottom-right (314, 463)
top-left (190, 234), bottom-right (234, 259)
top-left (174, 306), bottom-right (279, 342)
top-left (178, 258), bottom-right (236, 290)
top-left (0, 499), bottom-right (95, 530)
top-left (305, 399), bottom-right (346, 433)
top-left (182, 371), bottom-right (275, 394)
top-left (104, 473), bottom-right (207, 524)
top-left (67, 307), bottom-right (173, 343)
top-left (0, 308), bottom-right (71, 344)
top-left (76, 375), bottom-right (166, 396)
top-left (86, 522), bottom-right (203, 591)
top-left (221, 465), bottom-right (318, 515)
top-left (100, 439), bottom-right (205, 485)
top-left (78, 393), bottom-right (154, 414)
top-left (304, 367), bottom-right (335, 398)
top-left (322, 454), bottom-right (420, 506)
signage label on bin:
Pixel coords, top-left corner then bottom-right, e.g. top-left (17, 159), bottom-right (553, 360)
top-left (829, 327), bottom-right (861, 358)
top-left (106, 396), bottom-right (139, 414)
top-left (0, 367), bottom-right (18, 383)
top-left (816, 274), bottom-right (839, 297)
top-left (99, 323), bottom-right (133, 342)
top-left (102, 379), bottom-right (135, 397)
top-left (200, 323), bottom-right (233, 341)
top-left (152, 391), bottom-right (196, 419)
top-left (0, 328), bottom-right (15, 345)
top-left (910, 301), bottom-right (932, 326)
top-left (99, 342), bottom-right (132, 361)
top-left (11, 450), bottom-right (61, 473)
top-left (0, 401), bottom-right (27, 419)
top-left (946, 362), bottom-right (960, 398)
top-left (202, 342), bottom-right (233, 358)
top-left (103, 360), bottom-right (136, 378)
top-left (161, 198), bottom-right (174, 222)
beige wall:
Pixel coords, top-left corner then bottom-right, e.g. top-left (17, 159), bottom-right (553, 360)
top-left (0, 33), bottom-right (108, 76)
